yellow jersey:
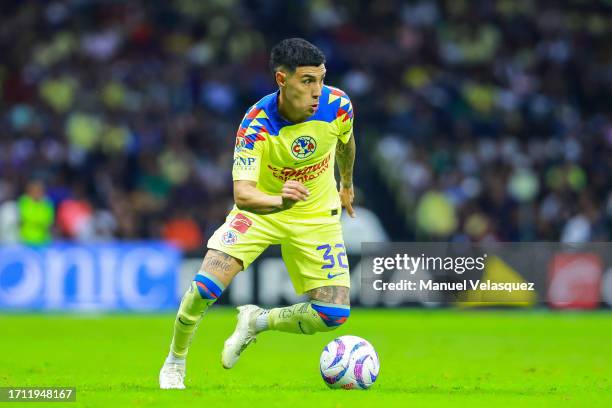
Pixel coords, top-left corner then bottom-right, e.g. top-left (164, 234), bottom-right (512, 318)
top-left (232, 85), bottom-right (354, 219)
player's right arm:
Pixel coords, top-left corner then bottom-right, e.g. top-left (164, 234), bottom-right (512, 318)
top-left (234, 180), bottom-right (309, 214)
top-left (232, 115), bottom-right (309, 213)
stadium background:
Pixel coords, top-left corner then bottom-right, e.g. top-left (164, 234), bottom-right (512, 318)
top-left (1, 1), bottom-right (611, 407)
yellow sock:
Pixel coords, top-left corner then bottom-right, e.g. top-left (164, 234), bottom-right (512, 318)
top-left (170, 273), bottom-right (225, 357)
top-left (267, 301), bottom-right (350, 335)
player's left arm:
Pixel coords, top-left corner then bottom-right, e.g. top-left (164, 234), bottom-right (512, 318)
top-left (336, 133), bottom-right (356, 218)
top-left (335, 90), bottom-right (356, 217)
top-left (335, 88), bottom-right (356, 218)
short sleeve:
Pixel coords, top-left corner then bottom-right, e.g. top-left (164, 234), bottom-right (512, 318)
top-left (233, 143), bottom-right (262, 181)
top-left (232, 110), bottom-right (265, 181)
top-left (336, 95), bottom-right (354, 144)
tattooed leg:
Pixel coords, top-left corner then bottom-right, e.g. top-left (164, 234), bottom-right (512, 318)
top-left (167, 250), bottom-right (242, 358)
top-left (262, 286), bottom-right (350, 335)
top-left (199, 249), bottom-right (243, 287)
top-left (306, 285), bottom-right (350, 306)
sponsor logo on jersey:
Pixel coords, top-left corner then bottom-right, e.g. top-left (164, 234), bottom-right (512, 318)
top-left (291, 136), bottom-right (317, 159)
top-left (233, 156), bottom-right (257, 171)
top-left (234, 157), bottom-right (256, 166)
top-left (229, 213), bottom-right (253, 234)
top-left (221, 231), bottom-right (238, 246)
top-left (267, 153), bottom-right (331, 182)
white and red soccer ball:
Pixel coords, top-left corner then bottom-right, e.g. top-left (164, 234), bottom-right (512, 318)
top-left (319, 335), bottom-right (380, 390)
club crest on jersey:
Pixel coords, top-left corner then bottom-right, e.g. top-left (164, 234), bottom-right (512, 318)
top-left (291, 136), bottom-right (317, 159)
top-left (221, 230), bottom-right (238, 246)
top-left (235, 137), bottom-right (247, 152)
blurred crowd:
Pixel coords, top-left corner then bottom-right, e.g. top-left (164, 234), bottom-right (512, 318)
top-left (0, 0), bottom-right (611, 247)
top-left (371, 0), bottom-right (612, 242)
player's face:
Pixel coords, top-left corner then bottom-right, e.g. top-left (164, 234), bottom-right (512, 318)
top-left (280, 64), bottom-right (326, 120)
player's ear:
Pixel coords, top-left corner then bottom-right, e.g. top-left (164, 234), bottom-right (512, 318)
top-left (275, 69), bottom-right (288, 88)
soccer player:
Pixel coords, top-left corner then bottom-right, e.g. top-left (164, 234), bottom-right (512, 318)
top-left (160, 38), bottom-right (356, 389)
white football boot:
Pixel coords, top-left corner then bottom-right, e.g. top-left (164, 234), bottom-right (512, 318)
top-left (221, 305), bottom-right (264, 369)
top-left (159, 356), bottom-right (186, 389)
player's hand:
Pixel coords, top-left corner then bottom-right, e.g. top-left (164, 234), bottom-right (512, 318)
top-left (339, 184), bottom-right (355, 218)
top-left (281, 180), bottom-right (309, 209)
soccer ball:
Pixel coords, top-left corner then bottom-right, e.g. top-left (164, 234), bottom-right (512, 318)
top-left (319, 335), bottom-right (380, 389)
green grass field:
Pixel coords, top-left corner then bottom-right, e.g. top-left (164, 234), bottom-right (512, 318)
top-left (1, 308), bottom-right (610, 407)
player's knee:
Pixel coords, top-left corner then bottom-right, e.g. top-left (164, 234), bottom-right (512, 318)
top-left (193, 273), bottom-right (224, 301)
top-left (311, 302), bottom-right (350, 331)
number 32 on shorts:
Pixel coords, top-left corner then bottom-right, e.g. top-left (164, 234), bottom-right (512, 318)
top-left (316, 243), bottom-right (348, 269)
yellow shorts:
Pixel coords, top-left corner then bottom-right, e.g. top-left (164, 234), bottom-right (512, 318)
top-left (207, 209), bottom-right (350, 294)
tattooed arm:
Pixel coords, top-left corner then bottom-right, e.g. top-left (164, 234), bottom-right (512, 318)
top-left (335, 133), bottom-right (356, 217)
top-left (336, 133), bottom-right (355, 188)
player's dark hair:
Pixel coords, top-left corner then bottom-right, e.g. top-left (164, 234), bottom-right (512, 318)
top-left (269, 38), bottom-right (326, 73)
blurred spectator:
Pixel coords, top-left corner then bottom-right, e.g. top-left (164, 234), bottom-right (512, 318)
top-left (17, 181), bottom-right (54, 245)
top-left (0, 201), bottom-right (19, 243)
top-left (161, 209), bottom-right (204, 252)
top-left (0, 181), bottom-right (19, 243)
top-left (415, 190), bottom-right (457, 239)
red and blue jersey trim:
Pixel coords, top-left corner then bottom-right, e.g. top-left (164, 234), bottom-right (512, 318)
top-left (235, 86), bottom-right (352, 150)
